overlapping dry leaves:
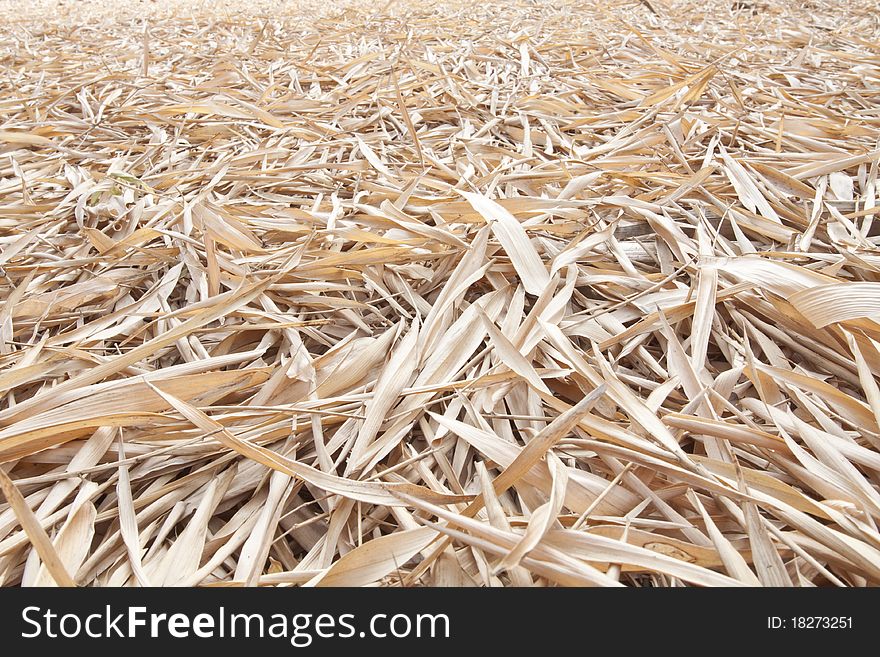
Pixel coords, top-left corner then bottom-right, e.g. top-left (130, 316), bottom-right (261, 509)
top-left (1, 0), bottom-right (880, 586)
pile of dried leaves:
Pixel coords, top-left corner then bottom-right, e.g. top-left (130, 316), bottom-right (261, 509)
top-left (1, 0), bottom-right (880, 586)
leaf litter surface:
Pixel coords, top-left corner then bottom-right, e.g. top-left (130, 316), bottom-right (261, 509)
top-left (1, 0), bottom-right (880, 586)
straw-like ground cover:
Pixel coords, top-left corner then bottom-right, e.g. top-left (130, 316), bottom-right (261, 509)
top-left (1, 0), bottom-right (880, 586)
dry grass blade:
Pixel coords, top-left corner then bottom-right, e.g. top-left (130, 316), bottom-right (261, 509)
top-left (0, 469), bottom-right (76, 586)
